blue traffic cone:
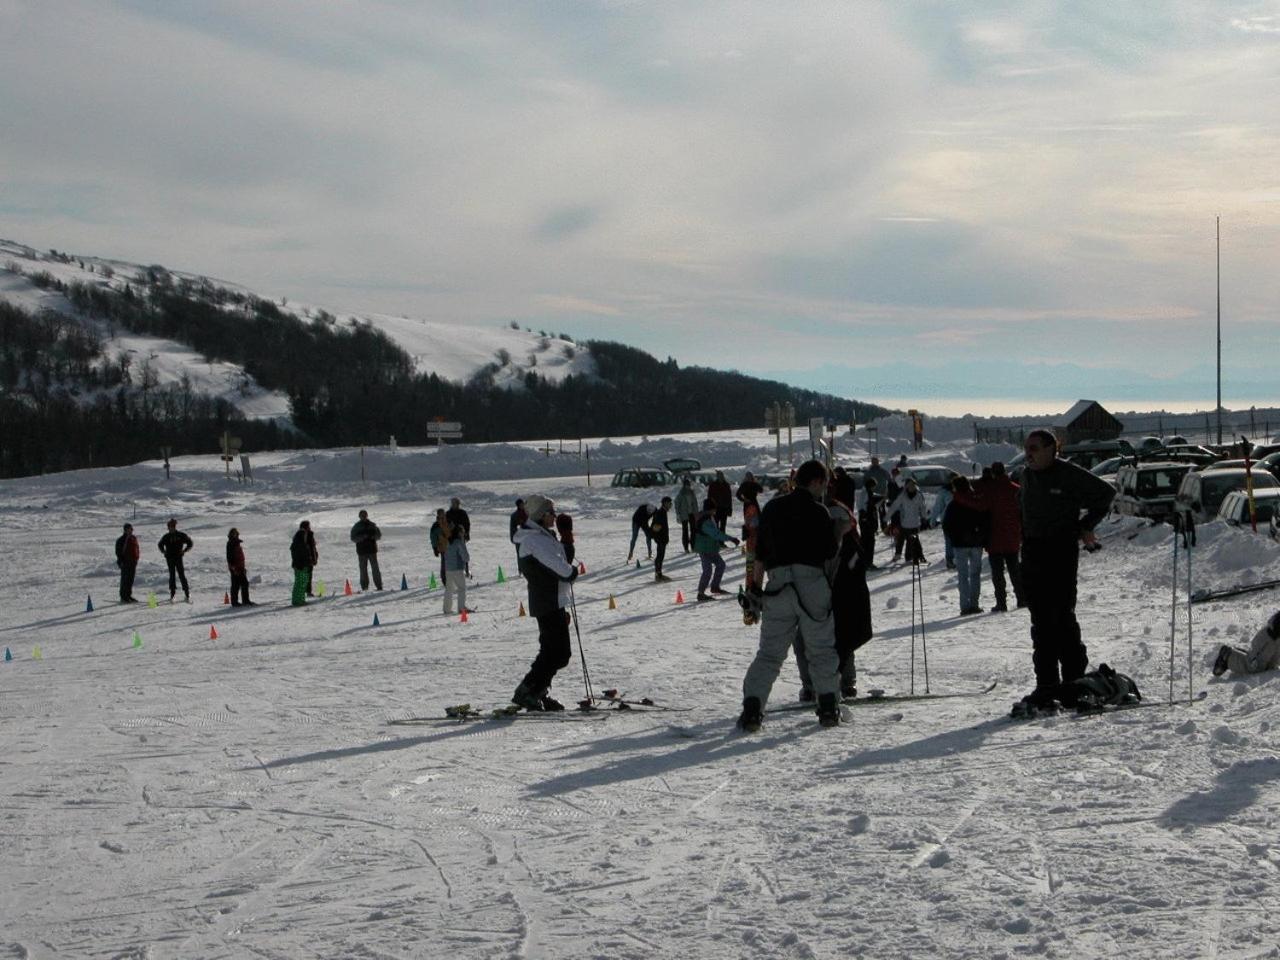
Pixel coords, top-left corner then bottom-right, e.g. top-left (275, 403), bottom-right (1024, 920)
top-left (400, 573), bottom-right (408, 591)
top-left (372, 612), bottom-right (380, 627)
top-left (85, 594), bottom-right (94, 613)
top-left (4, 647), bottom-right (11, 662)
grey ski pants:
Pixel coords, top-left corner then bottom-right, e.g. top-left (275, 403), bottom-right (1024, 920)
top-left (742, 564), bottom-right (839, 708)
top-left (1224, 625), bottom-right (1280, 675)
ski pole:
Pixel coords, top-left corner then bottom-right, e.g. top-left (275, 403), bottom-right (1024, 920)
top-left (1169, 520), bottom-right (1179, 703)
top-left (909, 561), bottom-right (917, 695)
top-left (915, 556), bottom-right (930, 694)
top-left (1185, 515), bottom-right (1194, 704)
top-left (568, 585), bottom-right (595, 705)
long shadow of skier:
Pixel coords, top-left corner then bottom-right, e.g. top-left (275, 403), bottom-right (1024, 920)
top-left (821, 717), bottom-right (1010, 776)
top-left (1159, 756), bottom-right (1280, 827)
top-left (248, 722), bottom-right (532, 770)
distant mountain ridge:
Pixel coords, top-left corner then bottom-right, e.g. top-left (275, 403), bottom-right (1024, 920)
top-left (0, 239), bottom-right (890, 477)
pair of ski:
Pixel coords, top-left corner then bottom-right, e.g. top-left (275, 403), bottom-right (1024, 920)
top-left (388, 692), bottom-right (688, 726)
top-left (766, 678), bottom-right (999, 715)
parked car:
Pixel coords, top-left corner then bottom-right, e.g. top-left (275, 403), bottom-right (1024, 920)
top-left (1174, 467), bottom-right (1280, 523)
top-left (899, 464), bottom-right (960, 490)
top-left (1256, 451), bottom-right (1280, 480)
top-left (1112, 462), bottom-right (1195, 522)
top-left (1156, 444), bottom-right (1221, 467)
top-left (1250, 442), bottom-right (1280, 459)
top-left (1163, 435), bottom-right (1189, 446)
top-left (1134, 436), bottom-right (1165, 454)
top-left (1090, 456), bottom-right (1125, 486)
top-left (662, 457), bottom-right (701, 476)
top-left (1219, 488), bottom-right (1280, 526)
top-left (610, 468), bottom-right (675, 488)
top-left (1060, 439), bottom-right (1135, 471)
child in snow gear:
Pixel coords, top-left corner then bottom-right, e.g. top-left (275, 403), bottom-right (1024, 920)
top-left (442, 527), bottom-right (471, 615)
top-left (555, 511), bottom-right (576, 564)
top-left (650, 497), bottom-right (673, 582)
top-left (226, 528), bottom-right (253, 606)
top-left (302, 521), bottom-right (318, 596)
top-left (350, 510), bottom-right (383, 591)
top-left (741, 486), bottom-right (763, 623)
top-left (739, 460), bottom-right (843, 729)
top-left (1212, 609), bottom-right (1280, 677)
top-left (627, 503), bottom-right (656, 562)
top-left (694, 498), bottom-right (739, 600)
top-left (157, 518), bottom-right (193, 602)
top-left (675, 477), bottom-right (699, 552)
top-left (115, 523), bottom-right (141, 603)
top-left (886, 477), bottom-right (926, 563)
top-left (289, 521), bottom-right (312, 606)
top-left (509, 498), bottom-right (527, 572)
top-left (511, 495), bottom-right (579, 711)
top-left (1014, 429), bottom-right (1117, 715)
top-left (856, 475), bottom-right (881, 569)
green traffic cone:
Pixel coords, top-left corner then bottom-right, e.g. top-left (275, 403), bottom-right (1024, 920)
top-left (147, 592), bottom-right (158, 609)
top-left (497, 565), bottom-right (506, 584)
top-left (316, 580), bottom-right (326, 597)
top-left (428, 572), bottom-right (438, 590)
top-left (33, 645), bottom-right (43, 660)
top-left (132, 631), bottom-right (142, 649)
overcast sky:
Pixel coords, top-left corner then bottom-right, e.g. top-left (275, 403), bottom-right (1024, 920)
top-left (2, 1), bottom-right (1277, 415)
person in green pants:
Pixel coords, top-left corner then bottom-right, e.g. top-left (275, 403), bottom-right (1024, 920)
top-left (290, 521), bottom-right (313, 606)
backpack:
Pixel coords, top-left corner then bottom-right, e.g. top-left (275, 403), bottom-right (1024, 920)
top-left (1061, 663), bottom-right (1141, 710)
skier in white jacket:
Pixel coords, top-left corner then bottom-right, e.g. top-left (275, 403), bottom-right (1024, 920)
top-left (886, 478), bottom-right (927, 563)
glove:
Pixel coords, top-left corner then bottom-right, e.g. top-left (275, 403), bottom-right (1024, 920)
top-left (568, 566), bottom-right (579, 581)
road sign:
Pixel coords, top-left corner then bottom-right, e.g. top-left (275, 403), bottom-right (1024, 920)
top-left (808, 417), bottom-right (825, 442)
top-left (426, 421), bottom-right (462, 433)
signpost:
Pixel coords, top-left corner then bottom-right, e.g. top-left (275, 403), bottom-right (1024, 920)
top-left (160, 445), bottom-right (171, 481)
top-left (765, 402), bottom-right (796, 464)
top-left (239, 454), bottom-right (253, 484)
top-left (426, 420), bottom-right (463, 446)
top-left (219, 431), bottom-right (241, 479)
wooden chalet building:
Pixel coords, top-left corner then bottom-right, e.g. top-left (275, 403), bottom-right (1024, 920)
top-left (1053, 400), bottom-right (1124, 445)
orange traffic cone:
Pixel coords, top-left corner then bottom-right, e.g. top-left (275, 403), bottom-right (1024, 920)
top-left (675, 590), bottom-right (684, 604)
top-left (223, 592), bottom-right (230, 605)
top-left (518, 601), bottom-right (527, 617)
top-left (460, 608), bottom-right (469, 623)
top-left (344, 579), bottom-right (353, 596)
top-left (209, 625), bottom-right (219, 640)
top-left (608, 594), bottom-right (617, 610)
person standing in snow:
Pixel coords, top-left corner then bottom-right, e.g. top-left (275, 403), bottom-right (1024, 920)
top-left (627, 503), bottom-right (656, 563)
top-left (886, 477), bottom-right (927, 563)
top-left (694, 498), bottom-right (739, 601)
top-left (511, 495), bottom-right (579, 711)
top-left (708, 470), bottom-right (733, 533)
top-left (795, 500), bottom-right (870, 700)
top-left (442, 527), bottom-right (470, 615)
top-left (983, 462), bottom-right (1025, 612)
top-left (446, 497), bottom-right (471, 578)
top-left (509, 498), bottom-right (527, 573)
top-left (429, 509), bottom-right (450, 586)
top-left (1013, 429), bottom-right (1116, 716)
top-left (675, 477), bottom-right (700, 553)
top-left (157, 518), bottom-right (192, 603)
top-left (303, 521), bottom-right (319, 597)
top-left (942, 476), bottom-right (989, 616)
top-left (555, 511), bottom-right (576, 565)
top-left (855, 475), bottom-right (881, 569)
top-left (929, 482), bottom-right (955, 570)
top-left (115, 522), bottom-right (141, 604)
top-left (738, 459), bottom-right (843, 730)
top-left (289, 521), bottom-right (312, 607)
top-left (736, 472), bottom-right (763, 508)
top-left (741, 483), bottom-right (763, 609)
top-left (350, 509), bottom-right (383, 591)
top-left (1213, 610), bottom-right (1280, 677)
top-left (650, 496), bottom-right (673, 582)
top-left (226, 528), bottom-right (253, 606)
top-left (865, 456), bottom-right (891, 528)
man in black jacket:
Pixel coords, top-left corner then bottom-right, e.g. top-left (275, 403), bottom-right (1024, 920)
top-left (650, 496), bottom-right (673, 582)
top-left (738, 459), bottom-right (843, 730)
top-left (1014, 429), bottom-right (1116, 716)
top-left (290, 521), bottom-right (314, 607)
top-left (157, 518), bottom-right (192, 603)
top-left (349, 510), bottom-right (383, 591)
top-left (511, 495), bottom-right (579, 711)
top-left (446, 497), bottom-right (472, 578)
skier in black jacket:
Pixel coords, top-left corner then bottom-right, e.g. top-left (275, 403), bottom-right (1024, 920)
top-left (1013, 429), bottom-right (1116, 716)
top-left (157, 518), bottom-right (193, 603)
top-left (511, 495), bottom-right (579, 711)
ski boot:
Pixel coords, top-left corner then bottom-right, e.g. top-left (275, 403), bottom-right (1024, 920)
top-left (737, 696), bottom-right (763, 733)
top-left (817, 693), bottom-right (841, 728)
top-left (540, 694), bottom-right (565, 711)
top-left (797, 687), bottom-right (815, 704)
top-left (511, 682), bottom-right (544, 711)
top-left (1010, 688), bottom-right (1059, 720)
top-left (1212, 645), bottom-right (1232, 677)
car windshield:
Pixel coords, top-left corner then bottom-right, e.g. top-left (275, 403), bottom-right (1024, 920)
top-left (909, 468), bottom-right (950, 485)
top-left (1135, 467), bottom-right (1189, 496)
top-left (1092, 457), bottom-right (1122, 476)
top-left (1203, 472), bottom-right (1279, 510)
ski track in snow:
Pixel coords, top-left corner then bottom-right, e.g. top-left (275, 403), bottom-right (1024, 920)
top-left (2, 447), bottom-right (1280, 958)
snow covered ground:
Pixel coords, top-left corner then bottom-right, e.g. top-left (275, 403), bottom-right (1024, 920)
top-left (3, 437), bottom-right (1280, 959)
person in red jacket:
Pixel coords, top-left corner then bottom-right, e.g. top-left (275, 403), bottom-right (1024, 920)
top-left (983, 462), bottom-right (1025, 611)
top-left (708, 470), bottom-right (733, 533)
top-left (114, 523), bottom-right (141, 603)
top-left (226, 528), bottom-right (254, 607)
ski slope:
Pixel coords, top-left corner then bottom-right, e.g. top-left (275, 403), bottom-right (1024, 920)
top-left (2, 436), bottom-right (1279, 959)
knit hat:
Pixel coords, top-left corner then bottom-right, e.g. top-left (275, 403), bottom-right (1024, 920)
top-left (525, 494), bottom-right (554, 523)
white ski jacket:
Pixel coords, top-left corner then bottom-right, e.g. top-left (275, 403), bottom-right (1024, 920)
top-left (887, 490), bottom-right (928, 530)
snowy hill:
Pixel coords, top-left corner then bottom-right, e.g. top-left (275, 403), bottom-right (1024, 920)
top-left (0, 238), bottom-right (593, 418)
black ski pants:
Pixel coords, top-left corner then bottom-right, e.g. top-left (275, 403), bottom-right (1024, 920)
top-left (1021, 536), bottom-right (1086, 691)
top-left (519, 609), bottom-right (572, 694)
top-left (229, 571), bottom-right (251, 606)
top-left (653, 539), bottom-right (667, 578)
top-left (119, 562), bottom-right (137, 602)
top-left (859, 511), bottom-right (877, 564)
top-left (680, 519), bottom-right (693, 552)
top-left (988, 552), bottom-right (1024, 608)
top-left (166, 557), bottom-right (189, 598)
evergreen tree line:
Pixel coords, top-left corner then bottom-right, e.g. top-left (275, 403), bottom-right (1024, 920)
top-left (0, 269), bottom-right (889, 477)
